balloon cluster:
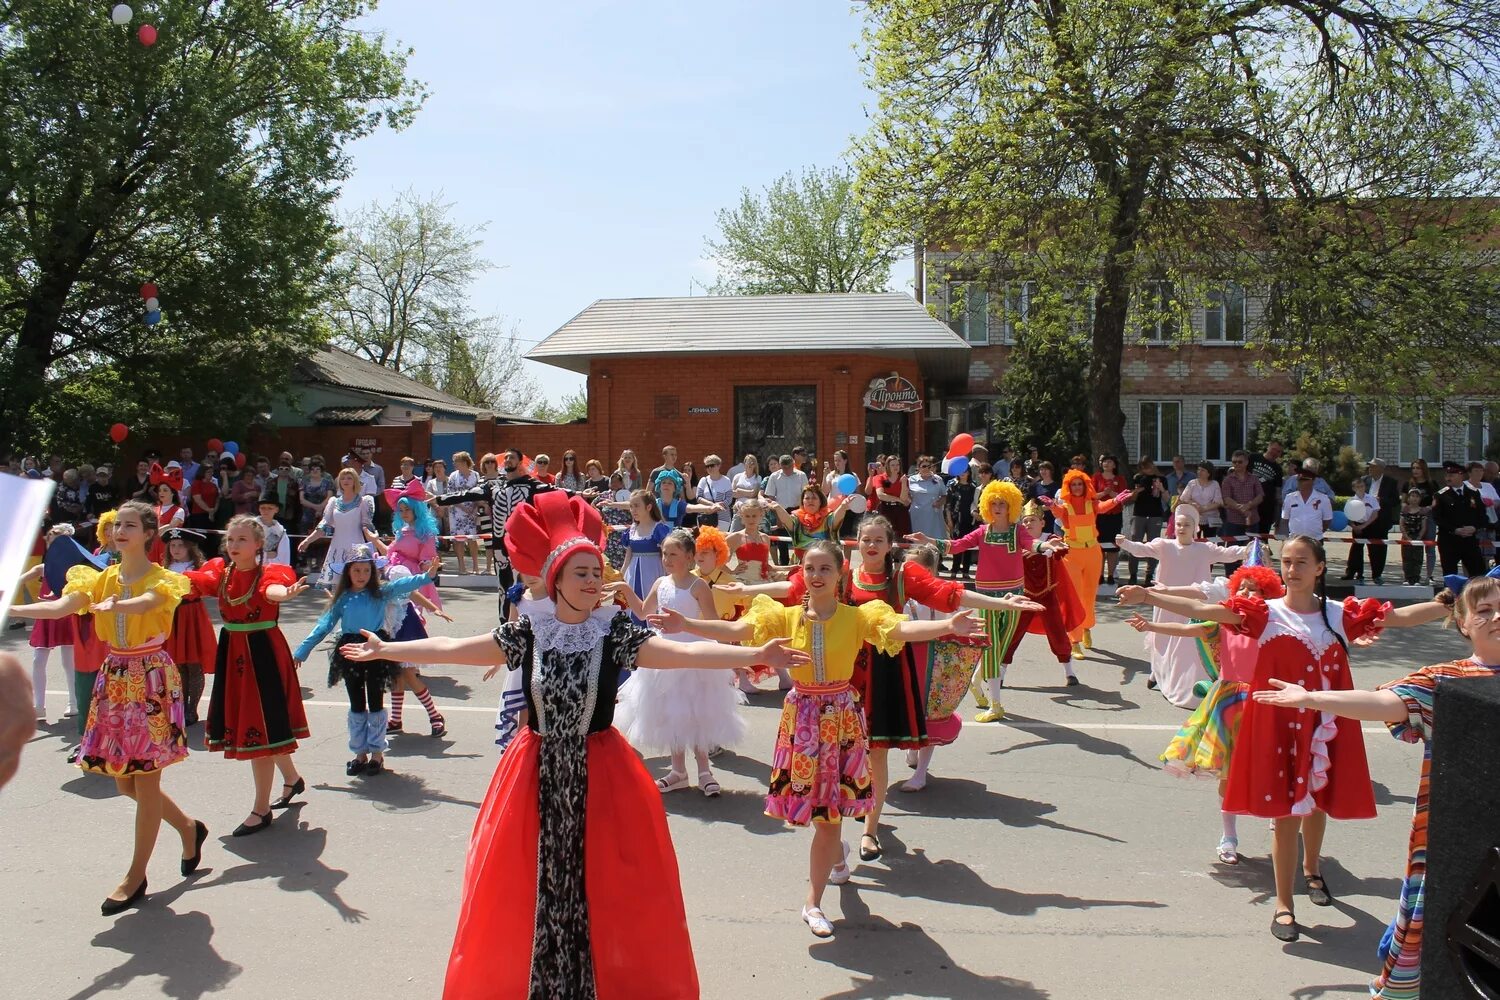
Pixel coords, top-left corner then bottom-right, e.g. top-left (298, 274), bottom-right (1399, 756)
top-left (940, 433), bottom-right (974, 477)
top-left (110, 5), bottom-right (157, 46)
top-left (140, 282), bottom-right (161, 326)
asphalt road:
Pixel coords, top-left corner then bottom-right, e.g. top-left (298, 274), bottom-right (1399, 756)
top-left (0, 581), bottom-right (1470, 1000)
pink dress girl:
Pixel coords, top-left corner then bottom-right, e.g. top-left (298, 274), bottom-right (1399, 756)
top-left (384, 481), bottom-right (441, 610)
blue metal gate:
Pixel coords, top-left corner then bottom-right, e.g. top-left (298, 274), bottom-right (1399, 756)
top-left (429, 431), bottom-right (475, 465)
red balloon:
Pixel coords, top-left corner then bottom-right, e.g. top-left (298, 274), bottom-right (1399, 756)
top-left (109, 423), bottom-right (129, 443)
top-left (946, 433), bottom-right (975, 459)
top-left (234, 452), bottom-right (247, 469)
top-left (137, 23), bottom-right (157, 46)
top-left (140, 282), bottom-right (158, 299)
top-left (206, 437), bottom-right (224, 452)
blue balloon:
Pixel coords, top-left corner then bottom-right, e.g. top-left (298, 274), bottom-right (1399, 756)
top-left (144, 309), bottom-right (161, 326)
top-left (1331, 511), bottom-right (1348, 531)
top-left (836, 473), bottom-right (858, 495)
top-left (224, 440), bottom-right (239, 456)
top-left (948, 456), bottom-right (970, 477)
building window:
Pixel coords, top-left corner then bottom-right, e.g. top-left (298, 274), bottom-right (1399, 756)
top-left (1204, 401), bottom-right (1246, 463)
top-left (946, 281), bottom-right (988, 345)
top-left (1136, 280), bottom-right (1178, 342)
top-left (1467, 404), bottom-right (1498, 461)
top-left (1397, 405), bottom-right (1443, 464)
top-left (1138, 401), bottom-right (1181, 464)
top-left (944, 399), bottom-right (993, 441)
top-left (1072, 285), bottom-right (1095, 337)
top-left (1205, 283), bottom-right (1246, 343)
top-left (1335, 402), bottom-right (1378, 460)
top-left (999, 280), bottom-right (1036, 343)
top-left (736, 385), bottom-right (816, 466)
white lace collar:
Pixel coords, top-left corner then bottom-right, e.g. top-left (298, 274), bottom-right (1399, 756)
top-left (526, 606), bottom-right (617, 657)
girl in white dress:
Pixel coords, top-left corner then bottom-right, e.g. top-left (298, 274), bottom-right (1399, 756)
top-left (297, 467), bottom-right (377, 588)
top-left (611, 529), bottom-right (746, 796)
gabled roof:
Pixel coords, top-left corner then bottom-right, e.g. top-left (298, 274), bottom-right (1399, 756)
top-left (294, 346), bottom-right (530, 421)
top-left (309, 405), bottom-right (383, 425)
top-left (527, 293), bottom-right (972, 380)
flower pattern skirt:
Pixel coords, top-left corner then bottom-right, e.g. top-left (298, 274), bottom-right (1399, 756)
top-left (765, 685), bottom-right (872, 826)
top-left (78, 648), bottom-right (188, 777)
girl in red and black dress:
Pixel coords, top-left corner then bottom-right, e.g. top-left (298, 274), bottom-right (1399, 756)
top-left (162, 528), bottom-right (217, 725)
top-left (1092, 454), bottom-right (1129, 585)
top-left (184, 515), bottom-right (312, 837)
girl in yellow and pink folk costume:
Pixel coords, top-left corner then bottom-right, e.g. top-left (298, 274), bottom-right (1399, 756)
top-left (8, 500), bottom-right (209, 915)
top-left (909, 479), bottom-right (1066, 722)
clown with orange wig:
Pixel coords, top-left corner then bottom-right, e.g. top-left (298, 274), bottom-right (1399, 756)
top-left (910, 479), bottom-right (1066, 722)
top-left (1039, 470), bottom-right (1132, 659)
top-left (1122, 540), bottom-right (1283, 866)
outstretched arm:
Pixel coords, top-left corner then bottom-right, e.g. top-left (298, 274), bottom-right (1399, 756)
top-left (647, 606), bottom-right (755, 643)
top-left (1382, 599), bottom-right (1455, 629)
top-left (7, 591), bottom-right (90, 620)
top-left (636, 635), bottom-right (809, 672)
top-left (338, 630), bottom-right (504, 667)
top-left (1252, 679), bottom-right (1406, 723)
top-left (1125, 614), bottom-right (1212, 638)
top-left (1117, 585), bottom-right (1243, 624)
top-left (958, 591), bottom-right (1045, 614)
top-left (891, 609), bottom-right (983, 643)
top-left (714, 579), bottom-right (793, 600)
top-left (265, 577), bottom-right (312, 604)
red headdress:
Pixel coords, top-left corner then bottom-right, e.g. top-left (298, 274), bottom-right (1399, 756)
top-left (149, 462), bottom-right (183, 492)
top-left (504, 490), bottom-right (604, 598)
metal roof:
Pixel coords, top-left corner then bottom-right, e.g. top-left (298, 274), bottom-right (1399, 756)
top-left (527, 293), bottom-right (973, 382)
top-left (309, 405), bottom-right (383, 425)
top-left (294, 346), bottom-right (530, 421)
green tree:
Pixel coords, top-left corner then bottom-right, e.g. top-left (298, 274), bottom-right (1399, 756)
top-left (531, 386), bottom-right (589, 424)
top-left (325, 189), bottom-right (538, 414)
top-left (0, 0), bottom-right (423, 457)
top-left (856, 0), bottom-right (1500, 461)
top-left (705, 166), bottom-right (899, 295)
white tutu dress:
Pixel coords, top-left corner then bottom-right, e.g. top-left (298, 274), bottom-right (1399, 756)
top-left (617, 576), bottom-right (746, 754)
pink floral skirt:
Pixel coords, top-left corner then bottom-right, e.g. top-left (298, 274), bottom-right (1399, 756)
top-left (78, 647), bottom-right (189, 777)
top-left (765, 684), bottom-right (872, 826)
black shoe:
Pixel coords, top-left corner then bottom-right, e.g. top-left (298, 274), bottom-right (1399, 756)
top-left (181, 820), bottom-right (208, 876)
top-left (1147, 677), bottom-right (1159, 690)
top-left (859, 833), bottom-right (882, 861)
top-left (1066, 675), bottom-right (1081, 687)
top-left (365, 757), bottom-right (384, 776)
top-left (1305, 873), bottom-right (1333, 906)
top-left (231, 810), bottom-right (273, 838)
top-left (430, 717), bottom-right (447, 739)
top-left (66, 745), bottom-right (82, 765)
top-left (101, 879), bottom-right (147, 916)
top-left (271, 778), bottom-right (306, 810)
top-left (1270, 909), bottom-right (1298, 942)
top-left (346, 757), bottom-right (367, 776)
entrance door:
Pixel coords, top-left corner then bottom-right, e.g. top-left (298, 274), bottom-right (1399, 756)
top-left (865, 411), bottom-right (907, 466)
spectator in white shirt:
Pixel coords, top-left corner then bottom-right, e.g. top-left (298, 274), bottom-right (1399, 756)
top-left (695, 454), bottom-right (735, 531)
top-left (765, 454), bottom-right (809, 563)
top-left (730, 454), bottom-right (763, 530)
top-left (1279, 470), bottom-right (1333, 540)
top-left (1342, 477), bottom-right (1382, 582)
top-left (1178, 461), bottom-right (1224, 535)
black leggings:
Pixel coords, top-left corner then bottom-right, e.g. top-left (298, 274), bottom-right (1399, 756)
top-left (343, 662), bottom-right (388, 713)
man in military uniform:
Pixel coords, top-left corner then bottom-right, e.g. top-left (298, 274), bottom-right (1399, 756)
top-left (1433, 461), bottom-right (1486, 577)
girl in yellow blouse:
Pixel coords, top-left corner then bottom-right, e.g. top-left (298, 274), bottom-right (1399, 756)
top-left (650, 538), bottom-right (980, 939)
top-left (9, 500), bottom-right (208, 915)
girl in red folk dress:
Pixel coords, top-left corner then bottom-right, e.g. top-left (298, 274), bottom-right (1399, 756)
top-left (1123, 535), bottom-right (1454, 942)
top-left (183, 516), bottom-right (312, 837)
top-left (161, 528), bottom-right (217, 726)
top-left (338, 491), bottom-right (808, 999)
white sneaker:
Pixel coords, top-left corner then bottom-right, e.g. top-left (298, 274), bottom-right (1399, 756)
top-left (827, 840), bottom-right (852, 885)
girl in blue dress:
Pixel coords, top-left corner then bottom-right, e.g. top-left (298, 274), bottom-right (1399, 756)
top-left (613, 490), bottom-right (672, 619)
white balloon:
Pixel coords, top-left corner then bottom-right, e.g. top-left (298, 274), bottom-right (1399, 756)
top-left (1344, 498), bottom-right (1368, 524)
top-left (144, 296), bottom-right (159, 311)
top-left (111, 4), bottom-right (133, 25)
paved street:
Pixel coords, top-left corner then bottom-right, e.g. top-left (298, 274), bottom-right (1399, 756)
top-left (1, 582), bottom-right (1469, 1000)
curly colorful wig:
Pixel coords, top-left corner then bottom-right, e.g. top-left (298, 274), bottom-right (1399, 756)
top-left (979, 479), bottom-right (1024, 525)
top-left (1228, 564), bottom-right (1284, 600)
top-left (95, 508), bottom-right (118, 544)
top-left (695, 525), bottom-right (730, 568)
top-left (1060, 469), bottom-right (1096, 499)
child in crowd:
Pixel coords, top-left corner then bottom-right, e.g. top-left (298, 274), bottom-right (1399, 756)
top-left (257, 493), bottom-right (291, 565)
top-left (161, 528), bottom-right (216, 725)
top-left (615, 489), bottom-right (673, 620)
top-left (1399, 488), bottom-right (1429, 586)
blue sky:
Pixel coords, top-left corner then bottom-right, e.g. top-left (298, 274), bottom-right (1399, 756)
top-left (341, 0), bottom-right (893, 403)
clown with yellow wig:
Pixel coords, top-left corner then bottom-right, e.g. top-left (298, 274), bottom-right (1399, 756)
top-left (1039, 470), bottom-right (1132, 659)
top-left (909, 480), bottom-right (1066, 722)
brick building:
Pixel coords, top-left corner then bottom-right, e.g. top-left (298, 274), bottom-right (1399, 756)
top-left (919, 253), bottom-right (1500, 467)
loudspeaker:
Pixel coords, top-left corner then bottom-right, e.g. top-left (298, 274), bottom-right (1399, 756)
top-left (1421, 675), bottom-right (1500, 998)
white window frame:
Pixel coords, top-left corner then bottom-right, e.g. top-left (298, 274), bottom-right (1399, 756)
top-left (1072, 285), bottom-right (1095, 338)
top-left (1138, 401), bottom-right (1182, 464)
top-left (998, 280), bottom-right (1036, 344)
top-left (1466, 403), bottom-right (1498, 461)
top-left (1397, 405), bottom-right (1444, 464)
top-left (1137, 280), bottom-right (1177, 343)
top-left (946, 281), bottom-right (989, 346)
top-left (1204, 282), bottom-right (1247, 344)
top-left (1203, 400), bottom-right (1247, 463)
top-left (1334, 401), bottom-right (1379, 461)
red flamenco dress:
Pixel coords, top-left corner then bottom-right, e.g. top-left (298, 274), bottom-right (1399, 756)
top-left (185, 560), bottom-right (310, 759)
top-left (445, 611), bottom-right (698, 1000)
top-left (1223, 595), bottom-right (1389, 819)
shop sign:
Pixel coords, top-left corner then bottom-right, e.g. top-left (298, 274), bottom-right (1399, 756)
top-left (688, 406), bottom-right (720, 415)
top-left (863, 375), bottom-right (922, 413)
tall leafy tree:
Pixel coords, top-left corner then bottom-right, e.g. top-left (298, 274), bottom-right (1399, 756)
top-left (856, 0), bottom-right (1500, 460)
top-left (324, 189), bottom-right (538, 414)
top-left (0, 0), bottom-right (423, 456)
top-left (706, 166), bottom-right (899, 294)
